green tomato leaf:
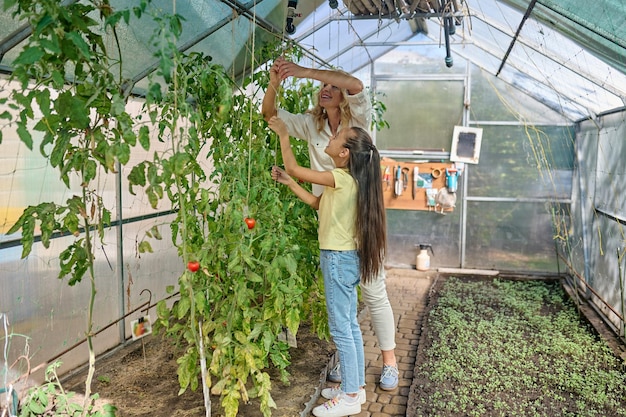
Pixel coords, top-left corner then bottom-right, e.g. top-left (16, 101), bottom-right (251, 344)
top-left (176, 296), bottom-right (191, 319)
top-left (84, 159), bottom-right (97, 183)
top-left (16, 122), bottom-right (33, 149)
top-left (128, 163), bottom-right (146, 194)
top-left (13, 46), bottom-right (44, 66)
top-left (246, 270), bottom-right (263, 283)
top-left (176, 350), bottom-right (195, 392)
top-left (285, 308), bottom-right (300, 337)
top-left (150, 225), bottom-right (162, 240)
top-left (138, 125), bottom-right (150, 150)
top-left (117, 142), bottom-right (131, 165)
top-left (66, 31), bottom-right (92, 59)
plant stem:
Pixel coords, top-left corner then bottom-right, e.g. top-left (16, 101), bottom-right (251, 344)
top-left (81, 184), bottom-right (97, 417)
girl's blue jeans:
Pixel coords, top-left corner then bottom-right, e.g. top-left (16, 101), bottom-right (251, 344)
top-left (320, 249), bottom-right (365, 394)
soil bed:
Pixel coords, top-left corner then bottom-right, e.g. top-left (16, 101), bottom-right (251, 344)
top-left (407, 275), bottom-right (626, 417)
top-left (63, 322), bottom-right (334, 417)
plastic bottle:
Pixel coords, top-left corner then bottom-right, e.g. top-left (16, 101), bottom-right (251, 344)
top-left (416, 244), bottom-right (434, 271)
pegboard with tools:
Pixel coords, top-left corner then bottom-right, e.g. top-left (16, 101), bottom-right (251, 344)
top-left (381, 158), bottom-right (460, 213)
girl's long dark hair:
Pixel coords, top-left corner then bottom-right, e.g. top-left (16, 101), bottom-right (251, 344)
top-left (343, 127), bottom-right (386, 284)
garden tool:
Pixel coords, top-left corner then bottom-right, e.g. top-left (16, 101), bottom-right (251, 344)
top-left (426, 188), bottom-right (438, 210)
top-left (382, 165), bottom-right (391, 190)
top-left (402, 167), bottom-right (410, 193)
top-left (394, 165), bottom-right (402, 197)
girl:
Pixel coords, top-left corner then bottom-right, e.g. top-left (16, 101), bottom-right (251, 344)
top-left (262, 58), bottom-right (399, 391)
top-left (268, 116), bottom-right (386, 417)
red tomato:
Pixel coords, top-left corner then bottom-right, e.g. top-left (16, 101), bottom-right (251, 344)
top-left (187, 261), bottom-right (200, 272)
top-left (244, 217), bottom-right (256, 230)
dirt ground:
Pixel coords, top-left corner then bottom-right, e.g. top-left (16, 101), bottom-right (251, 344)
top-left (62, 322), bottom-right (335, 417)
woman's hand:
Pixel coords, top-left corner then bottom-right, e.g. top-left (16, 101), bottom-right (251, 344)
top-left (269, 56), bottom-right (284, 86)
top-left (275, 58), bottom-right (307, 81)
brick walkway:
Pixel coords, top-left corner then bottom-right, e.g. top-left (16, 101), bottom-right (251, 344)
top-left (306, 268), bottom-right (433, 417)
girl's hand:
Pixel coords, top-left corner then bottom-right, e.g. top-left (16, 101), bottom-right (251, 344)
top-left (268, 116), bottom-right (288, 137)
top-left (271, 165), bottom-right (292, 185)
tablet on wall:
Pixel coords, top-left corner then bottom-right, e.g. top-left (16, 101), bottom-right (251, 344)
top-left (450, 126), bottom-right (483, 164)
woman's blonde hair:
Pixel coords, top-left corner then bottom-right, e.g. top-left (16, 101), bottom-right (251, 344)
top-left (307, 71), bottom-right (354, 133)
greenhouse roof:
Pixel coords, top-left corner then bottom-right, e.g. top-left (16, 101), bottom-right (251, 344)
top-left (1, 0), bottom-right (624, 121)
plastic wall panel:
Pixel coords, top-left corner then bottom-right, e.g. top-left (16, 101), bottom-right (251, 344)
top-left (469, 64), bottom-right (565, 123)
top-left (119, 214), bottom-right (181, 339)
top-left (569, 122), bottom-right (599, 281)
top-left (465, 201), bottom-right (559, 272)
top-left (374, 43), bottom-right (467, 76)
top-left (1, 220), bottom-right (183, 383)
top-left (386, 208), bottom-right (461, 269)
top-left (594, 113), bottom-right (626, 219)
top-left (120, 99), bottom-right (216, 220)
top-left (572, 113), bottom-right (626, 334)
top-left (0, 79), bottom-right (119, 238)
top-left (0, 229), bottom-right (121, 382)
top-left (375, 79), bottom-right (464, 151)
top-left (468, 125), bottom-right (574, 199)
top-left (588, 214), bottom-right (626, 333)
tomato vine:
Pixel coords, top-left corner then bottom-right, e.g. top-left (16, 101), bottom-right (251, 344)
top-left (126, 17), bottom-right (325, 417)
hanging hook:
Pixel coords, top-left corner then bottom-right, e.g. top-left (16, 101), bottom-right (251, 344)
top-left (140, 288), bottom-right (153, 316)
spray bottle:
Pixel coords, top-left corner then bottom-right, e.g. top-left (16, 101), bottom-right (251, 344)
top-left (415, 244), bottom-right (434, 271)
top-left (445, 168), bottom-right (458, 193)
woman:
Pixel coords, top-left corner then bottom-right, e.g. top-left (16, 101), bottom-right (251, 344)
top-left (268, 116), bottom-right (386, 417)
top-left (262, 57), bottom-right (399, 392)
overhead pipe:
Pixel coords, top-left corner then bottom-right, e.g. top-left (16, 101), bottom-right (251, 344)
top-left (443, 14), bottom-right (453, 67)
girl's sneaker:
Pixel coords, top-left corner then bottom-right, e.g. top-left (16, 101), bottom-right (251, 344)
top-left (312, 393), bottom-right (361, 417)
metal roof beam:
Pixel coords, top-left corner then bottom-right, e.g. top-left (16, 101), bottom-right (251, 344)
top-left (0, 24), bottom-right (30, 63)
top-left (471, 9), bottom-right (626, 98)
top-left (331, 11), bottom-right (468, 20)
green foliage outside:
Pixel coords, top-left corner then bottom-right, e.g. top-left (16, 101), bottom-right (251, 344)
top-left (414, 277), bottom-right (626, 417)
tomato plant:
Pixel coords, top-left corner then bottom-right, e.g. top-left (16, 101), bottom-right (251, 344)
top-left (128, 40), bottom-right (328, 417)
top-left (245, 217), bottom-right (256, 229)
top-left (187, 261), bottom-right (200, 272)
